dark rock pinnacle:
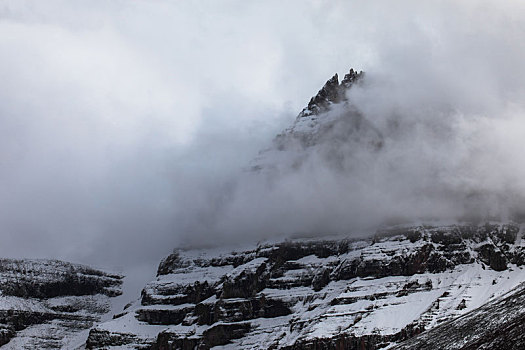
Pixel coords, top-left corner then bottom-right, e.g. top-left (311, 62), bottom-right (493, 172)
top-left (298, 68), bottom-right (364, 118)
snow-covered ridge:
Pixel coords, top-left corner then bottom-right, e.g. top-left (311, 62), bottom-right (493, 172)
top-left (0, 258), bottom-right (123, 298)
top-left (87, 223), bottom-right (525, 349)
top-left (0, 258), bottom-right (123, 349)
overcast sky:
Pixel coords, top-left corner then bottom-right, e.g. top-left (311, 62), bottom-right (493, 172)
top-left (2, 0), bottom-right (525, 288)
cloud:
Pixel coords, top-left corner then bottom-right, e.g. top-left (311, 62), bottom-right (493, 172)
top-left (1, 0), bottom-right (525, 284)
top-left (173, 1), bottom-right (525, 245)
top-left (0, 0), bottom-right (354, 268)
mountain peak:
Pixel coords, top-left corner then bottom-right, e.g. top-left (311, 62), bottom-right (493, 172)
top-left (298, 68), bottom-right (364, 118)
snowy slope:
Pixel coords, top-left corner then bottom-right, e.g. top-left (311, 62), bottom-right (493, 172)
top-left (392, 279), bottom-right (525, 349)
top-left (86, 223), bottom-right (525, 349)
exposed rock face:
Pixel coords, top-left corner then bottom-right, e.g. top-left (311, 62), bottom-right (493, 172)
top-left (298, 69), bottom-right (364, 118)
top-left (87, 223), bottom-right (525, 349)
top-left (0, 259), bottom-right (122, 348)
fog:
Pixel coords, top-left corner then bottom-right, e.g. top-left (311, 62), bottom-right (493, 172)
top-left (2, 1), bottom-right (525, 291)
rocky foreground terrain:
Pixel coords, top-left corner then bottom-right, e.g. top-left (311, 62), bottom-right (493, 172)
top-left (0, 259), bottom-right (122, 349)
top-left (85, 223), bottom-right (525, 349)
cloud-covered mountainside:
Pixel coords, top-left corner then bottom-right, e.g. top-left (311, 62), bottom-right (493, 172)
top-left (1, 69), bottom-right (525, 349)
top-left (3, 2), bottom-right (525, 348)
top-left (181, 67), bottom-right (525, 247)
top-left (80, 74), bottom-right (525, 349)
top-left (4, 1), bottom-right (525, 276)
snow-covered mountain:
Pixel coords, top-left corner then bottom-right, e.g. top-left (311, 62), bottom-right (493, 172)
top-left (81, 71), bottom-right (525, 349)
top-left (86, 223), bottom-right (525, 349)
top-left (3, 70), bottom-right (525, 349)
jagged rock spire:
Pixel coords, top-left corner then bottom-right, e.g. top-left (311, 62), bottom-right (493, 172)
top-left (298, 68), bottom-right (364, 118)
top-left (341, 68), bottom-right (362, 89)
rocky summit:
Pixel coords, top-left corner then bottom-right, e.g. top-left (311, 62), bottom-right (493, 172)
top-left (251, 68), bottom-right (383, 173)
top-left (0, 259), bottom-right (122, 349)
top-left (298, 69), bottom-right (364, 118)
top-left (86, 223), bottom-right (525, 349)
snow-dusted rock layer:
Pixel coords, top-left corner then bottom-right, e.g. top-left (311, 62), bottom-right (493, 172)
top-left (0, 259), bottom-right (123, 349)
top-left (86, 223), bottom-right (525, 349)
